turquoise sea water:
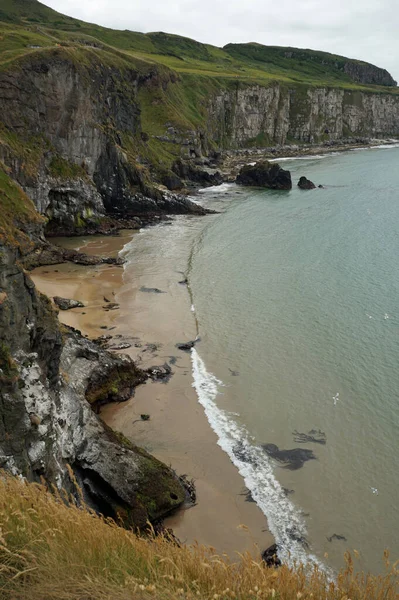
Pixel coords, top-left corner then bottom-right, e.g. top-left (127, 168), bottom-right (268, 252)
top-left (186, 146), bottom-right (399, 572)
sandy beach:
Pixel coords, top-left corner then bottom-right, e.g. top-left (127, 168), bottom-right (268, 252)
top-left (31, 227), bottom-right (273, 559)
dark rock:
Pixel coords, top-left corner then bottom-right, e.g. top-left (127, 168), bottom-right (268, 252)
top-left (140, 414), bottom-right (150, 421)
top-left (176, 339), bottom-right (199, 352)
top-left (298, 176), bottom-right (316, 190)
top-left (262, 544), bottom-right (281, 567)
top-left (53, 296), bottom-right (84, 310)
top-left (236, 161), bottom-right (292, 190)
top-left (85, 346), bottom-right (147, 410)
top-left (293, 429), bottom-right (326, 445)
top-left (178, 279), bottom-right (188, 285)
top-left (147, 363), bottom-right (173, 383)
top-left (172, 159), bottom-right (223, 188)
top-left (140, 286), bottom-right (165, 294)
top-left (103, 302), bottom-right (119, 310)
top-left (22, 244), bottom-right (125, 271)
top-left (327, 533), bottom-right (347, 542)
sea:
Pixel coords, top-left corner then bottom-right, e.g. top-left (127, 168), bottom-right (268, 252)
top-left (122, 144), bottom-right (399, 573)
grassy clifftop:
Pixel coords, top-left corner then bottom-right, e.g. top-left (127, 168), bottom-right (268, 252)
top-left (0, 472), bottom-right (398, 599)
top-left (0, 0), bottom-right (397, 91)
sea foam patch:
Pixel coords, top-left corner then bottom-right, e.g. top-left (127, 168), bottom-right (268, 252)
top-left (191, 348), bottom-right (328, 571)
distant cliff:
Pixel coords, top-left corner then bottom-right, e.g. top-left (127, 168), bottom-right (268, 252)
top-left (0, 49), bottom-right (398, 236)
top-left (207, 85), bottom-right (399, 147)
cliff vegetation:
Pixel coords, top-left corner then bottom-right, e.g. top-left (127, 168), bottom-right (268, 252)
top-left (0, 472), bottom-right (398, 600)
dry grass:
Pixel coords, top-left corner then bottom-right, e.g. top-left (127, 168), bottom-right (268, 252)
top-left (0, 472), bottom-right (397, 600)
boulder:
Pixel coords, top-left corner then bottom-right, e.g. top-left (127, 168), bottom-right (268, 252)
top-left (298, 176), bottom-right (316, 190)
top-left (53, 296), bottom-right (84, 310)
top-left (262, 544), bottom-right (281, 567)
top-left (172, 159), bottom-right (223, 188)
top-left (176, 339), bottom-right (198, 352)
top-left (236, 161), bottom-right (292, 190)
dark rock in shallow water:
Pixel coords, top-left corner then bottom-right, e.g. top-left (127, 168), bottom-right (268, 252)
top-left (236, 161), bottom-right (292, 190)
top-left (53, 296), bottom-right (84, 310)
top-left (327, 533), bottom-right (347, 543)
top-left (140, 286), bottom-right (165, 294)
top-left (262, 443), bottom-right (317, 470)
top-left (262, 544), bottom-right (281, 567)
top-left (293, 429), bottom-right (326, 445)
top-left (176, 338), bottom-right (200, 352)
top-left (298, 176), bottom-right (316, 189)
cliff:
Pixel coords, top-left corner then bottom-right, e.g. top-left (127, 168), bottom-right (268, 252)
top-left (0, 1), bottom-right (398, 234)
top-left (207, 85), bottom-right (399, 146)
top-left (0, 0), bottom-right (399, 533)
top-left (0, 236), bottom-right (185, 526)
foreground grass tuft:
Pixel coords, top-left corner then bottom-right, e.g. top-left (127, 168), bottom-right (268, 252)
top-left (0, 472), bottom-right (397, 599)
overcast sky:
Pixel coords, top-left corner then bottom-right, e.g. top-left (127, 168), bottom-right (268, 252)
top-left (43, 0), bottom-right (398, 83)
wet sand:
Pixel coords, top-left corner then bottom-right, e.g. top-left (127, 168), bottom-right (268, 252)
top-left (31, 229), bottom-right (274, 558)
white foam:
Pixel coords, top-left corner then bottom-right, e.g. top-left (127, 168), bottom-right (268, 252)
top-left (198, 183), bottom-right (235, 194)
top-left (191, 348), bottom-right (329, 571)
top-left (269, 154), bottom-right (331, 162)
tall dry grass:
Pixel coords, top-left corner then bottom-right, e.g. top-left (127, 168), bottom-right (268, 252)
top-left (0, 472), bottom-right (397, 600)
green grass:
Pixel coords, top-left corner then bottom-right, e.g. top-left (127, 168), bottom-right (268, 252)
top-left (0, 163), bottom-right (44, 251)
top-left (0, 0), bottom-right (397, 92)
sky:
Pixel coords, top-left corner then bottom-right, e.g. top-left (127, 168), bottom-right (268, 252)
top-left (43, 0), bottom-right (398, 83)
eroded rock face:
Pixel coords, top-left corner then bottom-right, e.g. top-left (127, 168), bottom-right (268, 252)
top-left (236, 161), bottom-right (292, 190)
top-left (0, 52), bottom-right (208, 234)
top-left (0, 246), bottom-right (184, 526)
top-left (207, 85), bottom-right (399, 147)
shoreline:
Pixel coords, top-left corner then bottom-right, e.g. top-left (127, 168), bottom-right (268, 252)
top-left (31, 225), bottom-right (274, 559)
top-left (219, 138), bottom-right (399, 179)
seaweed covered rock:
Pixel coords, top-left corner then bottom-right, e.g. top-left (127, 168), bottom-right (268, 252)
top-left (236, 161), bottom-right (292, 190)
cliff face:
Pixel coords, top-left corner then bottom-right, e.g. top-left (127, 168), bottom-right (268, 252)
top-left (0, 49), bottom-right (398, 228)
top-left (207, 85), bottom-right (399, 147)
top-left (0, 244), bottom-right (185, 525)
top-left (343, 61), bottom-right (396, 87)
top-left (0, 50), bottom-right (204, 235)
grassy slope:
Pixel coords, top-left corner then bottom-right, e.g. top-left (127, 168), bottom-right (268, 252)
top-left (0, 0), bottom-right (398, 91)
top-left (0, 162), bottom-right (43, 252)
top-left (0, 471), bottom-right (398, 600)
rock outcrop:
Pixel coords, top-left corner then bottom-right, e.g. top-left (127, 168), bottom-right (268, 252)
top-left (236, 161), bottom-right (292, 189)
top-left (53, 296), bottom-right (84, 310)
top-left (0, 245), bottom-right (185, 526)
top-left (0, 51), bottom-right (208, 236)
top-left (298, 176), bottom-right (316, 190)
